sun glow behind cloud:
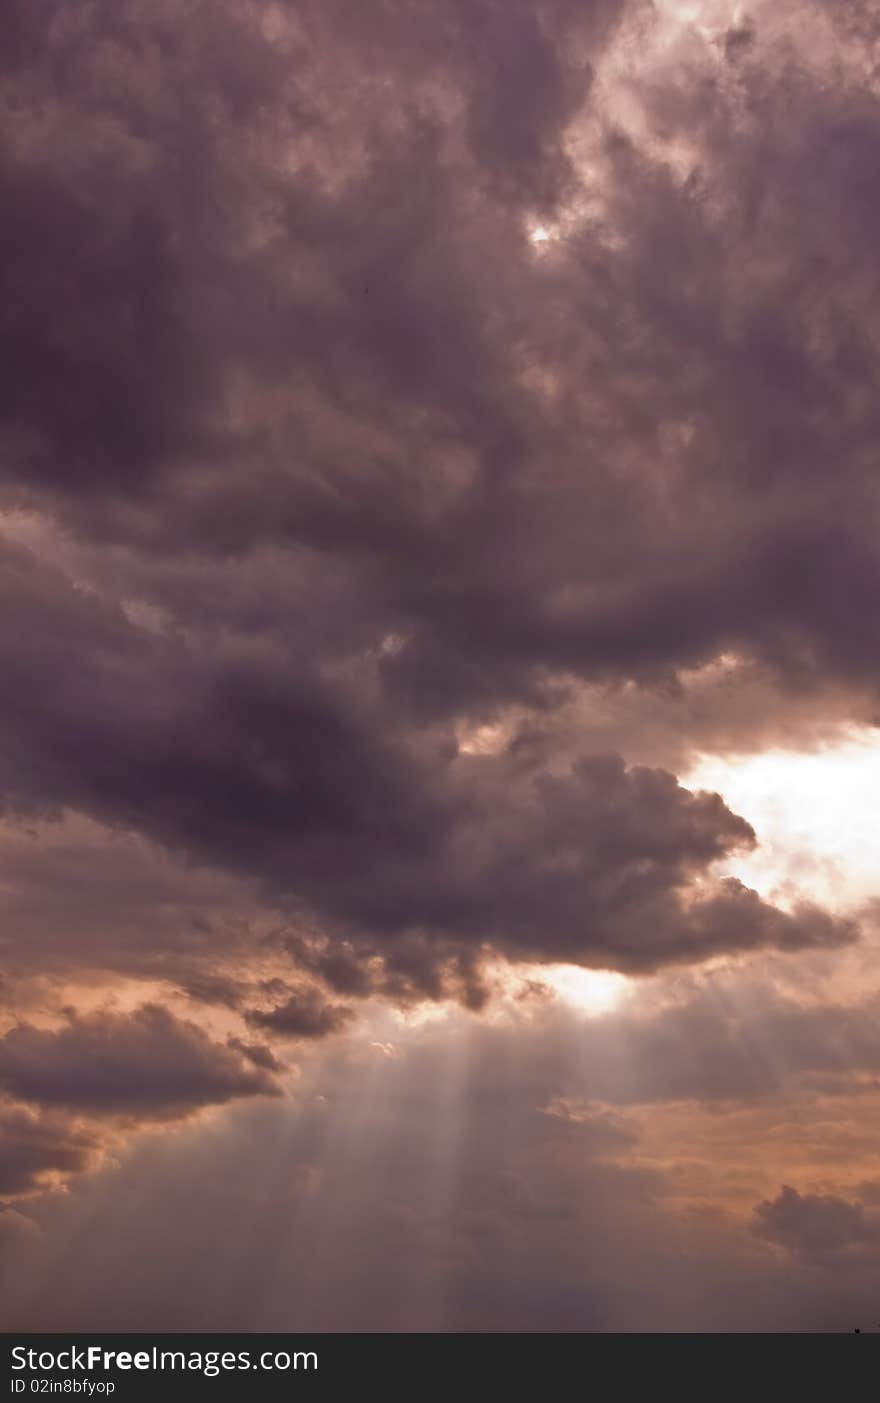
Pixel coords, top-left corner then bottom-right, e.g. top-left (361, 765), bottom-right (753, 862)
top-left (687, 729), bottom-right (880, 910)
top-left (538, 965), bottom-right (629, 1015)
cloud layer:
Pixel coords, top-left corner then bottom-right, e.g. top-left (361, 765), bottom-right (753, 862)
top-left (2, 0), bottom-right (880, 1331)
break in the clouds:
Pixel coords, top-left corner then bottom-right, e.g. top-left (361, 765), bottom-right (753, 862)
top-left (2, 0), bottom-right (880, 1331)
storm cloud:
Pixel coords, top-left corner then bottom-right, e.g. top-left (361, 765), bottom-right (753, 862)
top-left (1, 0), bottom-right (876, 989)
top-left (2, 0), bottom-right (880, 1332)
top-left (0, 1006), bottom-right (282, 1117)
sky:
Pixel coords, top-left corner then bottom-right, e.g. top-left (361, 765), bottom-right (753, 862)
top-left (1, 0), bottom-right (880, 1332)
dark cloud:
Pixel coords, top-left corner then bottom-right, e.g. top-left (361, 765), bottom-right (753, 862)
top-left (0, 1103), bottom-right (100, 1199)
top-left (0, 542), bottom-right (855, 987)
top-left (0, 1006), bottom-right (282, 1118)
top-left (245, 986), bottom-right (354, 1041)
top-left (753, 1185), bottom-right (878, 1259)
top-left (721, 18), bottom-right (756, 61)
top-left (2, 0), bottom-right (880, 1331)
top-left (226, 1038), bottom-right (286, 1074)
top-left (0, 1), bottom-right (877, 687)
top-left (0, 0), bottom-right (874, 999)
top-left (181, 973), bottom-right (249, 1011)
top-left (2, 0), bottom-right (877, 714)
